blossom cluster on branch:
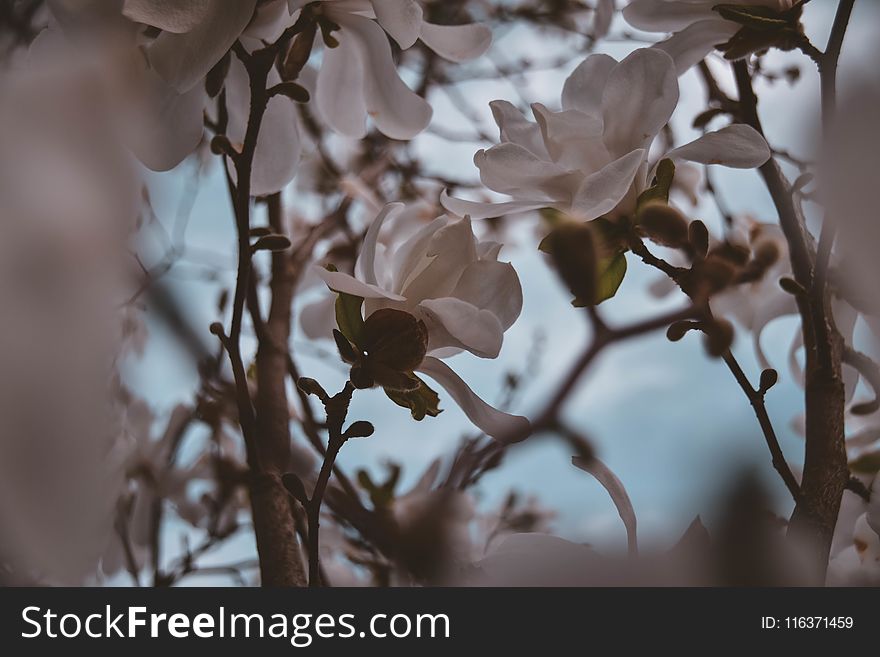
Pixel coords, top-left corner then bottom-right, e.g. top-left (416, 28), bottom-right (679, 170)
top-left (0, 0), bottom-right (877, 587)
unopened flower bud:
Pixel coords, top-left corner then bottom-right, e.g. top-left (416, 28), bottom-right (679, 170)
top-left (688, 220), bottom-right (709, 258)
top-left (362, 308), bottom-right (428, 372)
top-left (703, 318), bottom-right (734, 358)
top-left (667, 320), bottom-right (701, 342)
top-left (542, 222), bottom-right (598, 305)
top-left (759, 368), bottom-right (778, 393)
top-left (638, 201), bottom-right (689, 248)
top-left (752, 239), bottom-right (780, 269)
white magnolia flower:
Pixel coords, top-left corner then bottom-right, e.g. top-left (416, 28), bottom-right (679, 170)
top-left (300, 0), bottom-right (492, 139)
top-left (441, 48), bottom-right (770, 221)
top-left (315, 203), bottom-right (529, 440)
top-left (622, 0), bottom-right (797, 74)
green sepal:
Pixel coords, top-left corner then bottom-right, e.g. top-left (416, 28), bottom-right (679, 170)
top-left (636, 159), bottom-right (675, 213)
top-left (384, 375), bottom-right (443, 421)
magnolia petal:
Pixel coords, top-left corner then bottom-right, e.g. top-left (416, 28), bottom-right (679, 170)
top-left (329, 10), bottom-right (432, 140)
top-left (242, 0), bottom-right (292, 43)
top-left (419, 21), bottom-right (492, 63)
top-left (124, 65), bottom-right (204, 171)
top-left (371, 0), bottom-right (423, 49)
top-left (251, 94), bottom-right (301, 195)
top-left (570, 148), bottom-right (646, 219)
top-left (147, 0), bottom-right (257, 92)
top-left (489, 100), bottom-right (549, 158)
top-left (122, 0), bottom-right (213, 33)
top-left (451, 260), bottom-right (523, 330)
top-left (475, 142), bottom-right (577, 199)
top-left (300, 297), bottom-right (336, 340)
top-left (315, 27), bottom-right (368, 138)
top-left (532, 102), bottom-right (608, 172)
top-left (868, 480), bottom-right (880, 536)
top-left (401, 217), bottom-right (477, 302)
top-left (419, 297), bottom-right (504, 358)
top-left (573, 456), bottom-right (638, 556)
top-left (622, 0), bottom-right (718, 32)
top-left (655, 19), bottom-right (740, 75)
top-left (226, 59), bottom-right (301, 195)
top-left (750, 291), bottom-right (798, 370)
top-left (417, 356), bottom-right (531, 441)
top-left (315, 267), bottom-right (406, 301)
top-left (355, 203), bottom-right (406, 286)
top-left (391, 216), bottom-right (448, 293)
top-left (834, 299), bottom-right (861, 403)
top-left (440, 189), bottom-right (552, 220)
top-left (665, 124), bottom-right (771, 168)
top-left (562, 53), bottom-right (616, 116)
top-left (601, 48), bottom-right (678, 158)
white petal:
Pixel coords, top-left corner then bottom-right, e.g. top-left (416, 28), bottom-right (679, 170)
top-left (147, 0), bottom-right (257, 92)
top-left (417, 357), bottom-right (530, 441)
top-left (451, 260), bottom-right (523, 330)
top-left (329, 10), bottom-right (432, 139)
top-left (562, 53), bottom-right (616, 116)
top-left (622, 0), bottom-right (718, 32)
top-left (440, 189), bottom-right (552, 220)
top-left (475, 142), bottom-right (578, 200)
top-left (401, 216), bottom-right (477, 302)
top-left (243, 0), bottom-right (293, 43)
top-left (315, 267), bottom-right (406, 300)
top-left (390, 216), bottom-right (448, 293)
top-left (123, 0), bottom-right (213, 33)
top-left (252, 96), bottom-right (301, 195)
top-left (868, 480), bottom-right (880, 536)
top-left (371, 0), bottom-right (422, 49)
top-left (666, 124), bottom-right (770, 168)
top-left (419, 22), bottom-right (492, 63)
top-left (655, 19), bottom-right (740, 75)
top-left (570, 148), bottom-right (646, 219)
top-left (489, 100), bottom-right (549, 158)
top-left (225, 59), bottom-right (301, 195)
top-left (532, 102), bottom-right (608, 172)
top-left (299, 297), bottom-right (336, 340)
top-left (315, 28), bottom-right (368, 139)
top-left (355, 203), bottom-right (406, 288)
top-left (419, 297), bottom-right (504, 358)
top-left (572, 456), bottom-right (638, 555)
top-left (601, 48), bottom-right (678, 157)
top-left (123, 65), bottom-right (204, 171)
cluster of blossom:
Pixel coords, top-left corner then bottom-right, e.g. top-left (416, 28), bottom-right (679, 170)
top-left (0, 0), bottom-right (876, 586)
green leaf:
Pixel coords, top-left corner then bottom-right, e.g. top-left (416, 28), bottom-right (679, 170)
top-left (636, 159), bottom-right (675, 212)
top-left (334, 292), bottom-right (365, 348)
top-left (384, 375), bottom-right (442, 421)
top-left (593, 252), bottom-right (628, 305)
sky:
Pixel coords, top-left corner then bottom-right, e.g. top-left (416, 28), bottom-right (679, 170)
top-left (122, 0), bottom-right (880, 573)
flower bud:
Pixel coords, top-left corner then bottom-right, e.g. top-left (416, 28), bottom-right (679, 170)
top-left (362, 308), bottom-right (428, 372)
top-left (751, 239), bottom-right (780, 269)
top-left (759, 368), bottom-right (778, 393)
top-left (667, 320), bottom-right (701, 342)
top-left (703, 318), bottom-right (734, 358)
top-left (638, 201), bottom-right (689, 248)
top-left (688, 220), bottom-right (709, 258)
top-left (542, 222), bottom-right (598, 305)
